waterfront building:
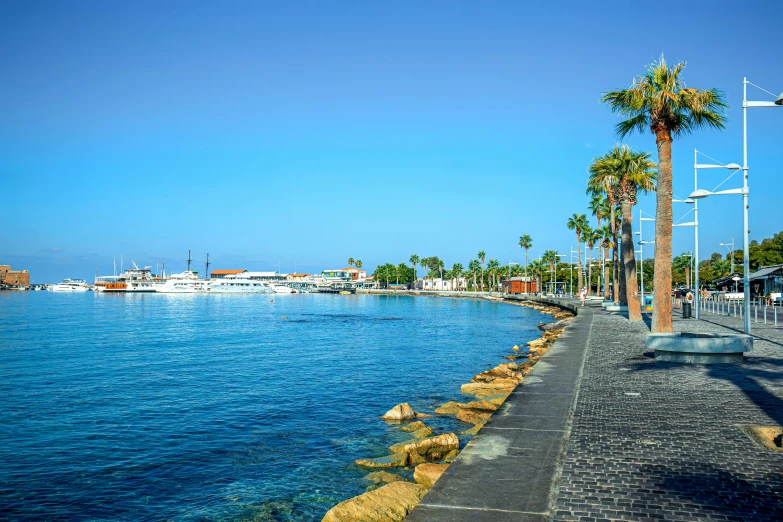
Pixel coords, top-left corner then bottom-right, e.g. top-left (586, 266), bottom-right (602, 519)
top-left (210, 269), bottom-right (247, 279)
top-left (286, 273), bottom-right (311, 282)
top-left (414, 277), bottom-right (467, 291)
top-left (502, 276), bottom-right (537, 294)
top-left (244, 271), bottom-right (289, 283)
top-left (0, 265), bottom-right (30, 286)
top-left (749, 264), bottom-right (783, 299)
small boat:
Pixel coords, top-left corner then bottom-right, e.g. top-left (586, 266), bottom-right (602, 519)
top-left (51, 279), bottom-right (91, 292)
top-left (272, 284), bottom-right (294, 294)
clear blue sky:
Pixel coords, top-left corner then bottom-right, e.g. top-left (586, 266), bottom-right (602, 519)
top-left (2, 1), bottom-right (781, 283)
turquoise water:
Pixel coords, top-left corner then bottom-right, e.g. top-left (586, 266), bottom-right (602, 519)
top-left (0, 292), bottom-right (543, 520)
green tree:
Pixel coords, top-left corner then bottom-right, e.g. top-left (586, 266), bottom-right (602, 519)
top-left (518, 235), bottom-right (532, 282)
top-left (348, 257), bottom-right (354, 267)
top-left (567, 214), bottom-right (588, 291)
top-left (487, 259), bottom-right (500, 291)
top-left (355, 260), bottom-right (362, 269)
top-left (588, 158), bottom-right (621, 303)
top-left (541, 250), bottom-right (559, 294)
top-left (451, 263), bottom-right (464, 291)
top-left (409, 255), bottom-right (420, 282)
top-left (529, 259), bottom-right (545, 294)
top-left (477, 250), bottom-right (486, 291)
top-left (602, 55), bottom-right (727, 332)
top-left (468, 260), bottom-right (480, 291)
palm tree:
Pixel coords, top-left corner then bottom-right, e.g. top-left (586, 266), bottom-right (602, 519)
top-left (487, 259), bottom-right (500, 291)
top-left (541, 250), bottom-right (558, 294)
top-left (409, 255), bottom-right (419, 283)
top-left (673, 253), bottom-right (692, 288)
top-left (420, 257), bottom-right (429, 287)
top-left (355, 260), bottom-right (362, 269)
top-left (452, 263), bottom-right (464, 291)
top-left (599, 145), bottom-right (657, 321)
top-left (586, 227), bottom-right (602, 295)
top-left (477, 250), bottom-right (486, 291)
top-left (601, 55), bottom-right (727, 332)
top-left (588, 160), bottom-right (621, 304)
top-left (518, 235), bottom-right (532, 284)
top-left (436, 258), bottom-right (445, 282)
top-left (567, 214), bottom-right (588, 291)
top-left (348, 258), bottom-right (354, 268)
top-left (468, 260), bottom-right (479, 291)
top-left (600, 225), bottom-right (613, 299)
top-left (529, 259), bottom-right (545, 294)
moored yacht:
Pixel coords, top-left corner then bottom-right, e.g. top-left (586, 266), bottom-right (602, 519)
top-left (272, 284), bottom-right (294, 294)
top-left (208, 277), bottom-right (274, 294)
top-left (51, 279), bottom-right (92, 292)
top-left (155, 271), bottom-right (208, 293)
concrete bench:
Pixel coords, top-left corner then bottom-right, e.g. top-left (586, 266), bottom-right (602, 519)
top-left (646, 332), bottom-right (753, 364)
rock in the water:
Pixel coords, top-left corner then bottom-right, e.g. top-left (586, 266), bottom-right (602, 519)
top-left (414, 463), bottom-right (449, 489)
top-left (456, 408), bottom-right (492, 425)
top-left (538, 318), bottom-right (573, 331)
top-left (460, 379), bottom-right (519, 397)
top-left (463, 400), bottom-right (497, 412)
top-left (401, 433), bottom-right (459, 460)
top-left (461, 422), bottom-right (484, 436)
top-left (443, 449), bottom-right (460, 462)
top-left (435, 401), bottom-right (464, 415)
top-left (364, 471), bottom-right (406, 485)
top-left (355, 453), bottom-right (409, 469)
top-left (321, 481), bottom-right (427, 522)
top-left (382, 403), bottom-right (416, 421)
top-left (410, 427), bottom-right (434, 439)
top-left (400, 421), bottom-right (427, 432)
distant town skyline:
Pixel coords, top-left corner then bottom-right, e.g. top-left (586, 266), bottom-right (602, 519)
top-left (2, 2), bottom-right (782, 283)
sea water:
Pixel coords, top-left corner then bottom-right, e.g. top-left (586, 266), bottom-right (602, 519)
top-left (0, 292), bottom-right (544, 520)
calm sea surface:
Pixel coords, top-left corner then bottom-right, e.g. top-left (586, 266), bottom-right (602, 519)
top-left (0, 292), bottom-right (543, 521)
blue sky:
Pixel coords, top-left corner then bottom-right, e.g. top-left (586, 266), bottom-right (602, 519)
top-left (2, 1), bottom-right (781, 283)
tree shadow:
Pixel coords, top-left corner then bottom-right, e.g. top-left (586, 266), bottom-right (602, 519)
top-left (639, 462), bottom-right (783, 520)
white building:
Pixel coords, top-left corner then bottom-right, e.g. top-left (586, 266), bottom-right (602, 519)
top-left (415, 277), bottom-right (468, 291)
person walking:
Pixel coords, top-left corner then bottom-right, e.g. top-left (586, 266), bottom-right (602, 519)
top-left (579, 287), bottom-right (586, 307)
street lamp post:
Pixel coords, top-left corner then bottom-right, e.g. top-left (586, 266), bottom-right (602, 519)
top-left (720, 239), bottom-right (735, 275)
top-left (689, 78), bottom-right (783, 334)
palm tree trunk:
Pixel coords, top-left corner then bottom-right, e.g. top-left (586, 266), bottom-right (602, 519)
top-left (524, 249), bottom-right (529, 291)
top-left (576, 237), bottom-right (583, 291)
top-left (621, 200), bottom-right (641, 320)
top-left (603, 245), bottom-right (610, 299)
top-left (588, 248), bottom-right (593, 296)
top-left (652, 134), bottom-right (674, 333)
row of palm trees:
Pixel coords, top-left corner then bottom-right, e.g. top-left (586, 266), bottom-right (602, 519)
top-left (347, 258), bottom-right (363, 269)
top-left (579, 55), bottom-right (726, 331)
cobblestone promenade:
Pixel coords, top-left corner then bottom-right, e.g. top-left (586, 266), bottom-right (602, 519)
top-left (553, 308), bottom-right (783, 521)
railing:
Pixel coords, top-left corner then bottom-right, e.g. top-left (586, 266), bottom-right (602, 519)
top-left (693, 296), bottom-right (781, 327)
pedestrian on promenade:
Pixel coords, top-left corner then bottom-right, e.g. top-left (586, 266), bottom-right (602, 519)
top-left (579, 287), bottom-right (586, 307)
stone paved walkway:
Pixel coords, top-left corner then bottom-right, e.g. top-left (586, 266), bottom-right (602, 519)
top-left (553, 308), bottom-right (783, 521)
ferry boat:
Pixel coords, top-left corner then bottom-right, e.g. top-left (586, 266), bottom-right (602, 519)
top-left (208, 277), bottom-right (274, 294)
top-left (155, 271), bottom-right (208, 293)
top-left (98, 263), bottom-right (160, 293)
top-left (51, 279), bottom-right (92, 292)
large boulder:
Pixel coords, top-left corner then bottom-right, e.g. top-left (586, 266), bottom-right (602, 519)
top-left (410, 427), bottom-right (434, 439)
top-left (460, 379), bottom-right (519, 397)
top-left (364, 471), bottom-right (406, 485)
top-left (400, 421), bottom-right (427, 433)
top-left (401, 433), bottom-right (459, 460)
top-left (355, 453), bottom-right (409, 469)
top-left (456, 408), bottom-right (492, 425)
top-left (414, 463), bottom-right (449, 489)
top-left (321, 481), bottom-right (427, 522)
top-left (538, 318), bottom-right (573, 331)
top-left (382, 403), bottom-right (416, 421)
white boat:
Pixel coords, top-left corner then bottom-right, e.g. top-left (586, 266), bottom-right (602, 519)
top-left (208, 277), bottom-right (274, 294)
top-left (154, 271), bottom-right (208, 293)
top-left (51, 279), bottom-right (92, 292)
top-left (272, 284), bottom-right (294, 294)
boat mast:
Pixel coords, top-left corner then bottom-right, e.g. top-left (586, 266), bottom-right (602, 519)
top-left (187, 250), bottom-right (192, 272)
top-left (205, 253), bottom-right (210, 280)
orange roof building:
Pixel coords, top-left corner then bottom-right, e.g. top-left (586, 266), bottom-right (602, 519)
top-left (210, 269), bottom-right (247, 279)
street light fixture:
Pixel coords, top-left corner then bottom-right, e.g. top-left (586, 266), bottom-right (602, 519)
top-left (719, 240), bottom-right (735, 274)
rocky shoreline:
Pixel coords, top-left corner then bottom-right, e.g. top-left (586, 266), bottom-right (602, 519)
top-left (321, 298), bottom-right (575, 521)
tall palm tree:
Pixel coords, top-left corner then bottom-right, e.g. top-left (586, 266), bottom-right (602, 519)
top-left (348, 258), bottom-right (354, 268)
top-left (487, 259), bottom-right (500, 291)
top-left (420, 257), bottom-right (429, 286)
top-left (672, 253), bottom-right (692, 288)
top-left (601, 55), bottom-right (727, 332)
top-left (518, 235), bottom-right (532, 284)
top-left (600, 225), bottom-right (613, 299)
top-left (567, 214), bottom-right (588, 291)
top-left (588, 160), bottom-right (621, 304)
top-left (603, 145), bottom-right (657, 321)
top-left (409, 254), bottom-right (420, 283)
top-left (542, 250), bottom-right (558, 294)
top-left (468, 260), bottom-right (479, 291)
top-left (452, 263), bottom-right (464, 291)
top-left (436, 258), bottom-right (445, 282)
top-left (586, 227), bottom-right (602, 295)
top-left (355, 260), bottom-right (362, 269)
top-left (477, 250), bottom-right (486, 291)
top-left (529, 259), bottom-right (545, 294)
